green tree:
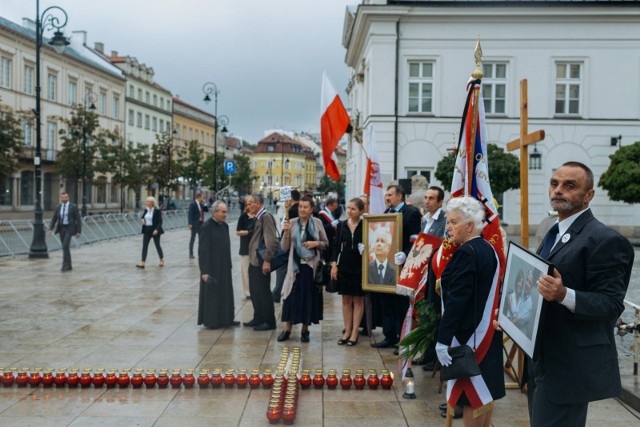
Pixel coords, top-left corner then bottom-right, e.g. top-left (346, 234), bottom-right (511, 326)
top-left (148, 132), bottom-right (179, 201)
top-left (201, 151), bottom-right (226, 194)
top-left (599, 141), bottom-right (640, 204)
top-left (178, 139), bottom-right (205, 198)
top-left (434, 143), bottom-right (520, 194)
top-left (0, 111), bottom-right (24, 188)
top-left (55, 105), bottom-right (114, 202)
top-left (317, 174), bottom-right (346, 198)
top-left (230, 153), bottom-right (257, 195)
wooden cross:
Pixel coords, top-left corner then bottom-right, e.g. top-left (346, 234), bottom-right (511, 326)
top-left (506, 79), bottom-right (545, 250)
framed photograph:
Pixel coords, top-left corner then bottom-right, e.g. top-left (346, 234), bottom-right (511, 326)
top-left (498, 242), bottom-right (554, 358)
top-left (361, 213), bottom-right (403, 294)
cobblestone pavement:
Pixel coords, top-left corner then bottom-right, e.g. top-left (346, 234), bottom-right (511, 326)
top-left (0, 224), bottom-right (639, 426)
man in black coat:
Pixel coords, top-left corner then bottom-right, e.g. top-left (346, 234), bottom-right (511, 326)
top-left (48, 192), bottom-right (81, 272)
top-left (188, 192), bottom-right (207, 259)
top-left (371, 184), bottom-right (422, 349)
top-left (529, 162), bottom-right (634, 427)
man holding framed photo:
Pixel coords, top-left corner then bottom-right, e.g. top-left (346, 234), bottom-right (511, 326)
top-left (528, 161), bottom-right (634, 427)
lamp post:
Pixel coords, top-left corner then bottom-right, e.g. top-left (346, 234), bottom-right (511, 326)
top-left (29, 0), bottom-right (70, 259)
top-left (202, 82), bottom-right (219, 198)
top-left (81, 90), bottom-right (97, 217)
top-left (165, 127), bottom-right (177, 209)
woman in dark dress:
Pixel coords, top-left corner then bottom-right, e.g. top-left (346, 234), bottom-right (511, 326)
top-left (278, 195), bottom-right (329, 343)
top-left (330, 198), bottom-right (365, 346)
top-left (436, 196), bottom-right (504, 426)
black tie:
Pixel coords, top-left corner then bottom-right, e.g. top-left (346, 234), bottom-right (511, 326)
top-left (538, 223), bottom-right (559, 259)
top-left (378, 264), bottom-right (384, 282)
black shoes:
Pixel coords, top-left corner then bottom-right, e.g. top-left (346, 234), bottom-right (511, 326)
top-left (243, 319), bottom-right (260, 327)
top-left (337, 338), bottom-right (349, 345)
top-left (227, 321), bottom-right (241, 327)
top-left (253, 323), bottom-right (276, 331)
top-left (189, 254), bottom-right (195, 259)
top-left (61, 266), bottom-right (72, 272)
top-left (347, 336), bottom-right (358, 346)
top-left (301, 331), bottom-right (310, 343)
top-left (371, 340), bottom-right (398, 349)
top-left (277, 331), bottom-right (291, 342)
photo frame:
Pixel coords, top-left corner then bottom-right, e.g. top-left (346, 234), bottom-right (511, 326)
top-left (498, 242), bottom-right (554, 358)
top-left (361, 213), bottom-right (403, 294)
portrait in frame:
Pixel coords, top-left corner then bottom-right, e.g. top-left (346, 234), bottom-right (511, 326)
top-left (361, 213), bottom-right (403, 294)
top-left (498, 242), bottom-right (554, 358)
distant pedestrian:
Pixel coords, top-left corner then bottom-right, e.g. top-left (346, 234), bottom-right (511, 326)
top-left (136, 197), bottom-right (164, 268)
top-left (188, 193), bottom-right (207, 259)
top-left (236, 204), bottom-right (256, 299)
top-left (198, 201), bottom-right (239, 329)
top-left (48, 191), bottom-right (81, 272)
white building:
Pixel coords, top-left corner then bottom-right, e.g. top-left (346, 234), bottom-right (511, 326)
top-left (342, 0), bottom-right (640, 237)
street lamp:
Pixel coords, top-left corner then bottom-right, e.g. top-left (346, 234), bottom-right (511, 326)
top-left (166, 126), bottom-right (177, 208)
top-left (81, 90), bottom-right (97, 217)
top-left (202, 82), bottom-right (220, 198)
top-left (29, 0), bottom-right (70, 259)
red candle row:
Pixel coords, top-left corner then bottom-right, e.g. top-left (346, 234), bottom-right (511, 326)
top-left (298, 368), bottom-right (393, 390)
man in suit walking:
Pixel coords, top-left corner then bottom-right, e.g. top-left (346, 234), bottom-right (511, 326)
top-left (188, 193), bottom-right (207, 259)
top-left (421, 186), bottom-right (446, 237)
top-left (48, 192), bottom-right (81, 272)
top-left (529, 161), bottom-right (634, 427)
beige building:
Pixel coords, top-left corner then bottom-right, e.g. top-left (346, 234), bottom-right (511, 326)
top-left (0, 17), bottom-right (125, 212)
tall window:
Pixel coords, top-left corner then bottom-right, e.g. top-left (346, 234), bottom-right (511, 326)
top-left (159, 119), bottom-right (164, 131)
top-left (48, 74), bottom-right (57, 101)
top-left (22, 120), bottom-right (33, 146)
top-left (0, 56), bottom-right (12, 88)
top-left (408, 61), bottom-right (434, 113)
top-left (153, 94), bottom-right (157, 106)
top-left (23, 65), bottom-right (34, 95)
top-left (46, 122), bottom-right (57, 150)
top-left (136, 112), bottom-right (142, 128)
top-left (152, 117), bottom-right (157, 132)
top-left (160, 98), bottom-right (164, 109)
top-left (20, 171), bottom-right (34, 205)
top-left (99, 91), bottom-right (107, 115)
top-left (144, 114), bottom-right (150, 130)
top-left (482, 63), bottom-right (507, 114)
top-left (137, 88), bottom-right (142, 100)
top-left (67, 80), bottom-right (77, 106)
top-left (128, 84), bottom-right (134, 97)
top-left (555, 62), bottom-right (582, 115)
top-left (145, 91), bottom-right (150, 103)
top-left (113, 95), bottom-right (120, 119)
top-left (128, 109), bottom-right (134, 126)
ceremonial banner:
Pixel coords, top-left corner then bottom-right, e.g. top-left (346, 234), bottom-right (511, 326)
top-left (396, 233), bottom-right (442, 297)
top-left (320, 71), bottom-right (350, 180)
top-left (363, 126), bottom-right (386, 215)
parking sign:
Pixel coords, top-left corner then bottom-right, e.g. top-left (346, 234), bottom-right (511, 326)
top-left (224, 160), bottom-right (236, 174)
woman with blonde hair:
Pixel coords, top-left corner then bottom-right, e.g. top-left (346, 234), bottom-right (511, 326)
top-left (136, 196), bottom-right (165, 268)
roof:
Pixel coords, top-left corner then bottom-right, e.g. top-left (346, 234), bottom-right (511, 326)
top-left (254, 132), bottom-right (306, 155)
top-left (173, 96), bottom-right (214, 118)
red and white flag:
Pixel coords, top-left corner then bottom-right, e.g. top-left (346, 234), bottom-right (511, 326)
top-left (363, 126), bottom-right (386, 214)
top-left (320, 71), bottom-right (350, 180)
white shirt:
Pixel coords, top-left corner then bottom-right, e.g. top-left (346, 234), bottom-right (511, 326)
top-left (144, 208), bottom-right (154, 227)
top-left (60, 202), bottom-right (69, 225)
top-left (422, 208), bottom-right (443, 233)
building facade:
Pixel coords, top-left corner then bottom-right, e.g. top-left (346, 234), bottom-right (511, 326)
top-left (342, 0), bottom-right (640, 235)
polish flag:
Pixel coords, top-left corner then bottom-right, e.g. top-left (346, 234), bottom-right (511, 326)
top-left (320, 71), bottom-right (350, 180)
top-left (363, 126), bottom-right (386, 214)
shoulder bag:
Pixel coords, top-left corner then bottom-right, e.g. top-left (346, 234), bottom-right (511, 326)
top-left (256, 213), bottom-right (288, 272)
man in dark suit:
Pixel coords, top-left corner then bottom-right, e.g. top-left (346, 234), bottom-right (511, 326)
top-left (188, 193), bottom-right (207, 259)
top-left (529, 161), bottom-right (634, 427)
top-left (48, 192), bottom-right (81, 272)
top-left (371, 184), bottom-right (422, 349)
top-left (367, 228), bottom-right (396, 285)
top-left (421, 186), bottom-right (446, 238)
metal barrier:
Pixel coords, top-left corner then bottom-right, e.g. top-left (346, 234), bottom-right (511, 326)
top-left (0, 209), bottom-right (241, 258)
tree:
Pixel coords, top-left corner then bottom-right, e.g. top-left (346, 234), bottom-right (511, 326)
top-left (178, 139), bottom-right (205, 198)
top-left (317, 174), bottom-right (346, 198)
top-left (434, 143), bottom-right (520, 194)
top-left (148, 132), bottom-right (179, 201)
top-left (201, 151), bottom-right (226, 195)
top-left (0, 111), bottom-right (24, 188)
top-left (230, 153), bottom-right (256, 195)
top-left (55, 105), bottom-right (113, 202)
top-left (599, 141), bottom-right (640, 204)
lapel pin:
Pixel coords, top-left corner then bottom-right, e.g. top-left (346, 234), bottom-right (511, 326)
top-left (561, 234), bottom-right (571, 244)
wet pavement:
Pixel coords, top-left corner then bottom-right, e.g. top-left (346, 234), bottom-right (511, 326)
top-left (0, 224), bottom-right (639, 426)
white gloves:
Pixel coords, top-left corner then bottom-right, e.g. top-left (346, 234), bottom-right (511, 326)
top-left (331, 219), bottom-right (340, 227)
top-left (357, 243), bottom-right (365, 255)
top-left (436, 342), bottom-right (452, 367)
top-left (394, 251), bottom-right (407, 265)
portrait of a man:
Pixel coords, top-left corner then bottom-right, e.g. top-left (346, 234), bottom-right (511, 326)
top-left (362, 214), bottom-right (402, 294)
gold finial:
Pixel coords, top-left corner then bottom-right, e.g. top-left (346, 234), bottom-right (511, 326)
top-left (472, 36), bottom-right (483, 80)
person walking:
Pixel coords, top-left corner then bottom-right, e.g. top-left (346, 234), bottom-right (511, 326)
top-left (435, 196), bottom-right (504, 426)
top-left (236, 204), bottom-right (255, 299)
top-left (136, 196), bottom-right (164, 268)
top-left (277, 195), bottom-right (328, 343)
top-left (331, 198), bottom-right (365, 346)
top-left (188, 192), bottom-right (207, 259)
top-left (197, 201), bottom-right (240, 329)
top-left (48, 191), bottom-right (81, 272)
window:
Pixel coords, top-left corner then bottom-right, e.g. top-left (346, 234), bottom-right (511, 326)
top-left (67, 80), bottom-right (77, 106)
top-left (128, 84), bottom-right (134, 97)
top-left (128, 109), bottom-right (134, 126)
top-left (555, 62), bottom-right (582, 115)
top-left (23, 65), bottom-right (34, 95)
top-left (408, 61), bottom-right (434, 113)
top-left (152, 117), bottom-right (157, 132)
top-left (406, 168), bottom-right (431, 183)
top-left (1, 56), bottom-right (12, 88)
top-left (145, 91), bottom-right (150, 103)
top-left (144, 114), bottom-right (150, 130)
top-left (166, 100), bottom-right (171, 111)
top-left (47, 74), bottom-right (57, 101)
top-left (160, 98), bottom-right (164, 109)
top-left (137, 88), bottom-right (142, 100)
top-left (46, 122), bottom-right (57, 150)
top-left (159, 119), bottom-right (164, 131)
top-left (112, 95), bottom-right (120, 119)
top-left (153, 94), bottom-right (157, 106)
top-left (136, 112), bottom-right (142, 128)
top-left (20, 171), bottom-right (34, 205)
top-left (482, 63), bottom-right (507, 114)
top-left (99, 91), bottom-right (107, 115)
top-left (22, 120), bottom-right (33, 146)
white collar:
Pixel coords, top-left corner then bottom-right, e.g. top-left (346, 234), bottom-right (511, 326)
top-left (423, 208), bottom-right (442, 221)
top-left (557, 207), bottom-right (589, 238)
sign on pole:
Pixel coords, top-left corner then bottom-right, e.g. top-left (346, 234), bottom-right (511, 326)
top-left (279, 186), bottom-right (291, 202)
top-left (224, 160), bottom-right (236, 175)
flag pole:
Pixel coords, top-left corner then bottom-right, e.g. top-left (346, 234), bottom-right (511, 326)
top-left (467, 37), bottom-right (483, 197)
top-left (352, 123), bottom-right (370, 159)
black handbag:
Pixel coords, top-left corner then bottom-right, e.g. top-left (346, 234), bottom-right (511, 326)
top-left (440, 245), bottom-right (481, 381)
top-left (256, 214), bottom-right (288, 272)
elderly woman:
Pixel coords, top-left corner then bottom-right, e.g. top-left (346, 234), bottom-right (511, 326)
top-left (278, 195), bottom-right (329, 342)
top-left (435, 196), bottom-right (504, 426)
top-left (136, 196), bottom-right (164, 268)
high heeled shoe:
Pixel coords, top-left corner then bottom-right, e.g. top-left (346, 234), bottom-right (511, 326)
top-left (347, 335), bottom-right (359, 346)
top-left (159, 259), bottom-right (165, 267)
top-left (337, 338), bottom-right (349, 346)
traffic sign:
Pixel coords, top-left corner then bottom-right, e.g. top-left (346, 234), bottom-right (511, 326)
top-left (224, 160), bottom-right (236, 174)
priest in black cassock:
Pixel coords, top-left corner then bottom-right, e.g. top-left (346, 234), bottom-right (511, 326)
top-left (198, 201), bottom-right (240, 329)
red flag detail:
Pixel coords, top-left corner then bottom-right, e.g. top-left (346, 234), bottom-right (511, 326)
top-left (320, 72), bottom-right (350, 180)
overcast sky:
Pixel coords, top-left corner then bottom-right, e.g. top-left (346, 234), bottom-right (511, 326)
top-left (2, 0), bottom-right (356, 143)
